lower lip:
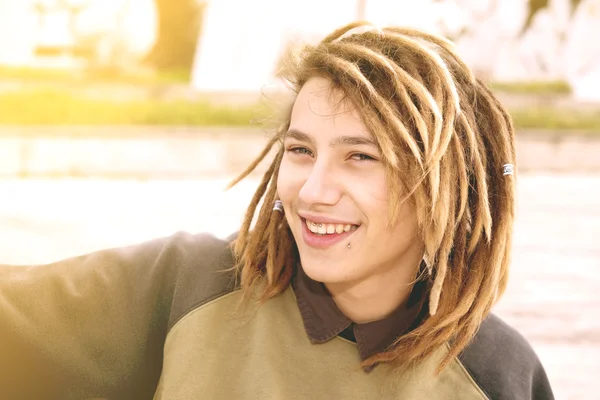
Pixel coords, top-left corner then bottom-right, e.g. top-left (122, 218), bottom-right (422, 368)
top-left (301, 219), bottom-right (357, 249)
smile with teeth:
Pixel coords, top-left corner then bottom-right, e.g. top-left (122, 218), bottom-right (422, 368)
top-left (305, 219), bottom-right (359, 235)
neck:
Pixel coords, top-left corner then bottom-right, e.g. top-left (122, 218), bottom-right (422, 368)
top-left (326, 260), bottom-right (421, 324)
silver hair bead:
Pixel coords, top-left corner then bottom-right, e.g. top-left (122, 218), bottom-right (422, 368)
top-left (273, 200), bottom-right (284, 212)
top-left (503, 164), bottom-right (514, 176)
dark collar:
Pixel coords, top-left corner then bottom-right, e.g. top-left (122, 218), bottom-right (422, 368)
top-left (292, 264), bottom-right (428, 365)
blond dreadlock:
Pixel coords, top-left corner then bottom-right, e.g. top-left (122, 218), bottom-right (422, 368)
top-left (230, 21), bottom-right (516, 374)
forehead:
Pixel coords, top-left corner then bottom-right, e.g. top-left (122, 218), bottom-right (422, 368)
top-left (290, 77), bottom-right (370, 139)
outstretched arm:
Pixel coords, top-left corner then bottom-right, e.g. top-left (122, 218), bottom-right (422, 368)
top-left (0, 234), bottom-right (183, 400)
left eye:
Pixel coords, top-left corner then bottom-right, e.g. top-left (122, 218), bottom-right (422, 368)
top-left (350, 153), bottom-right (376, 162)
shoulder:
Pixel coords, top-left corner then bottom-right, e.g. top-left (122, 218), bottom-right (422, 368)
top-left (154, 231), bottom-right (239, 331)
top-left (458, 313), bottom-right (554, 400)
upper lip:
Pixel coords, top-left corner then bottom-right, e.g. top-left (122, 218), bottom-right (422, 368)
top-left (298, 212), bottom-right (360, 226)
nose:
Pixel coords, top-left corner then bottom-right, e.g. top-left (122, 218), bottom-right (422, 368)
top-left (298, 160), bottom-right (342, 207)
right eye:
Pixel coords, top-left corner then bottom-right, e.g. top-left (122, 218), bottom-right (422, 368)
top-left (286, 146), bottom-right (314, 157)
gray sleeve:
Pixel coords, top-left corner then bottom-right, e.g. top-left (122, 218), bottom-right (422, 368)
top-left (0, 231), bottom-right (230, 400)
top-left (458, 314), bottom-right (554, 400)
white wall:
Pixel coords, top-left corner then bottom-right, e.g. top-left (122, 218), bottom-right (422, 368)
top-left (191, 0), bottom-right (600, 100)
top-left (1, 0), bottom-right (599, 100)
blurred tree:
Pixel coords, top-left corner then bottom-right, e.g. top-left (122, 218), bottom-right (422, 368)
top-left (521, 0), bottom-right (584, 36)
top-left (145, 0), bottom-right (205, 75)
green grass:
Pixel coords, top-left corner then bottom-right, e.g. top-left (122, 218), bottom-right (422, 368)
top-left (0, 66), bottom-right (190, 85)
top-left (0, 66), bottom-right (74, 81)
top-left (510, 107), bottom-right (600, 132)
top-left (1, 68), bottom-right (572, 95)
top-left (490, 80), bottom-right (572, 95)
top-left (1, 89), bottom-right (599, 132)
top-left (0, 90), bottom-right (262, 126)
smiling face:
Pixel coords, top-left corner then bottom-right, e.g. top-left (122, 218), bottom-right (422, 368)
top-left (277, 76), bottom-right (425, 296)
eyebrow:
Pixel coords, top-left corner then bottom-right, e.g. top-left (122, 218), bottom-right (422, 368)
top-left (285, 128), bottom-right (378, 148)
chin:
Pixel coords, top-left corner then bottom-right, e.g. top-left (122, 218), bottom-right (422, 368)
top-left (299, 257), bottom-right (348, 284)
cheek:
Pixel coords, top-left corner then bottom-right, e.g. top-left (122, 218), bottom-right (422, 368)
top-left (352, 176), bottom-right (389, 220)
top-left (276, 158), bottom-right (301, 206)
top-left (357, 179), bottom-right (418, 237)
top-left (276, 165), bottom-right (289, 202)
top-left (388, 201), bottom-right (421, 241)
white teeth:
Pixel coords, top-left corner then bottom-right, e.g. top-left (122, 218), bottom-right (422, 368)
top-left (305, 219), bottom-right (357, 235)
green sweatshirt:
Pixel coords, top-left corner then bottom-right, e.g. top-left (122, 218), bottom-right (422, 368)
top-left (0, 232), bottom-right (554, 399)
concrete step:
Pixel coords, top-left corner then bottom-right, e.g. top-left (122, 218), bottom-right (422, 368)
top-left (0, 126), bottom-right (599, 178)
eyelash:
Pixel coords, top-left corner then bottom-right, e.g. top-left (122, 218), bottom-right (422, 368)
top-left (286, 146), bottom-right (377, 162)
top-left (351, 153), bottom-right (376, 162)
top-left (288, 146), bottom-right (313, 157)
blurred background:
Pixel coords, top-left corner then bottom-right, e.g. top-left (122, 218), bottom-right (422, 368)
top-left (0, 0), bottom-right (599, 398)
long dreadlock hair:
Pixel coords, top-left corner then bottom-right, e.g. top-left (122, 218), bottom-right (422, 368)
top-left (228, 21), bottom-right (516, 373)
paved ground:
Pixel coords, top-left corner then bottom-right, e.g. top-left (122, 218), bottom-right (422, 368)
top-left (0, 173), bottom-right (598, 399)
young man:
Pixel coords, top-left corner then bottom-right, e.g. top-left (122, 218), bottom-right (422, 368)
top-left (0, 22), bottom-right (554, 399)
